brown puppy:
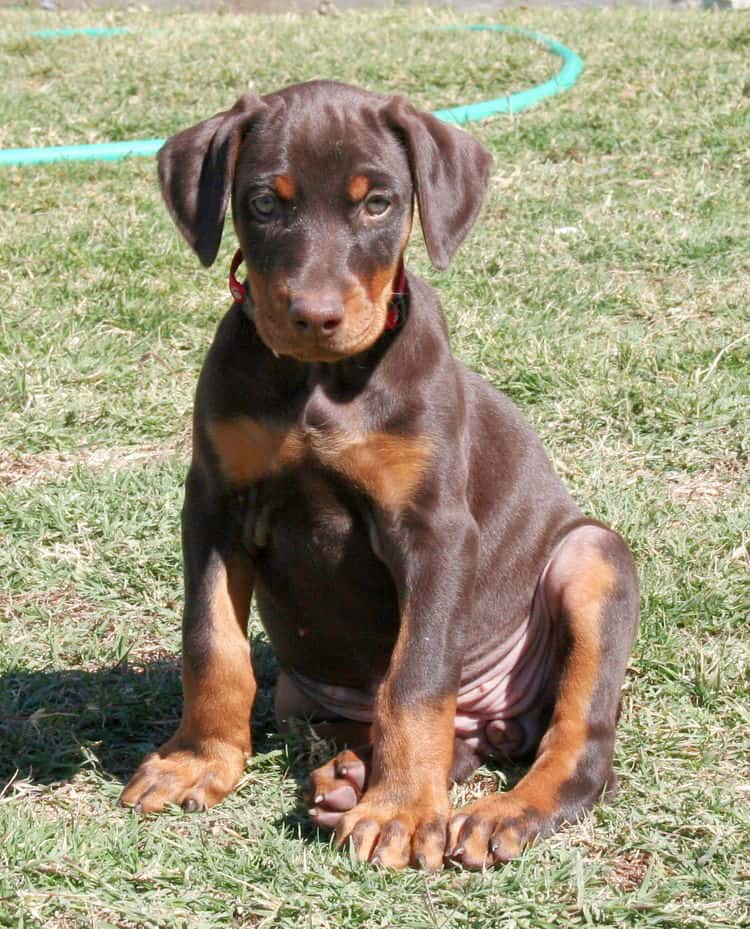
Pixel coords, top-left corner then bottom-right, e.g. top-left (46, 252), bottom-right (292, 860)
top-left (121, 81), bottom-right (639, 871)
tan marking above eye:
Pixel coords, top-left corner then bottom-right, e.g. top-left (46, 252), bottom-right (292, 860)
top-left (274, 175), bottom-right (296, 200)
top-left (348, 174), bottom-right (370, 201)
top-left (207, 416), bottom-right (432, 509)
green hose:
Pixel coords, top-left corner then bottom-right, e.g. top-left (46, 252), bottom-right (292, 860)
top-left (0, 139), bottom-right (165, 166)
top-left (433, 25), bottom-right (583, 124)
top-left (30, 27), bottom-right (132, 38)
top-left (0, 24), bottom-right (582, 167)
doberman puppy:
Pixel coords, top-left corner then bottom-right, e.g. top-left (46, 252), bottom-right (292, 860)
top-left (120, 81), bottom-right (639, 870)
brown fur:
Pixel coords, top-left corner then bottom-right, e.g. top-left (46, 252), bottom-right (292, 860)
top-left (208, 416), bottom-right (431, 510)
top-left (121, 81), bottom-right (638, 873)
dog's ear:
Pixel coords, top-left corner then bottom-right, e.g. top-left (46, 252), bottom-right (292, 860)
top-left (385, 97), bottom-right (493, 271)
top-left (158, 93), bottom-right (267, 268)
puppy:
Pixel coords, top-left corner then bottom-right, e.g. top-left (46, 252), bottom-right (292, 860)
top-left (121, 81), bottom-right (638, 871)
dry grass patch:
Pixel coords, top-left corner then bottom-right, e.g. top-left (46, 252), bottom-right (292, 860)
top-left (666, 458), bottom-right (748, 506)
top-left (0, 438), bottom-right (189, 488)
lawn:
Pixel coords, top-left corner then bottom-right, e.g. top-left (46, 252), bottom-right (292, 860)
top-left (0, 5), bottom-right (748, 928)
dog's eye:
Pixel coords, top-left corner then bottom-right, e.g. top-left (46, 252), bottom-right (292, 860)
top-left (364, 195), bottom-right (390, 216)
top-left (251, 194), bottom-right (278, 218)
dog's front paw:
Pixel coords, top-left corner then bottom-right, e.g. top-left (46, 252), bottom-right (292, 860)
top-left (335, 788), bottom-right (449, 870)
top-left (446, 796), bottom-right (544, 869)
top-left (119, 738), bottom-right (246, 813)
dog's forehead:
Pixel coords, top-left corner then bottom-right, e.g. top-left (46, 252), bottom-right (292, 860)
top-left (241, 81), bottom-right (408, 181)
top-left (263, 78), bottom-right (387, 127)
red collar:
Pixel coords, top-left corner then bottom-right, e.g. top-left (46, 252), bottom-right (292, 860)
top-left (385, 257), bottom-right (408, 331)
top-left (229, 248), bottom-right (248, 303)
top-left (229, 248), bottom-right (408, 331)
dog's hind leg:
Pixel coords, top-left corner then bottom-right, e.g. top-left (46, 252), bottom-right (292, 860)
top-left (446, 524), bottom-right (638, 869)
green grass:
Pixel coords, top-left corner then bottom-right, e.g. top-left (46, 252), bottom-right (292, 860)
top-left (1, 6), bottom-right (748, 928)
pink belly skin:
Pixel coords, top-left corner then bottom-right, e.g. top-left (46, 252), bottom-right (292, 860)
top-left (281, 575), bottom-right (553, 762)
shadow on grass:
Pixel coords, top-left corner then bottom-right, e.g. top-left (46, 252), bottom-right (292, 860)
top-left (1, 637), bottom-right (525, 850)
top-left (0, 638), bottom-right (280, 788)
top-left (0, 658), bottom-right (183, 786)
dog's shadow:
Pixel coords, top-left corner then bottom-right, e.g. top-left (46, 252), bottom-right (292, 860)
top-left (0, 636), bottom-right (280, 787)
top-left (1, 637), bottom-right (523, 843)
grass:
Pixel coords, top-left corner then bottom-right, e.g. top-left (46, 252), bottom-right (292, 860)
top-left (0, 5), bottom-right (748, 927)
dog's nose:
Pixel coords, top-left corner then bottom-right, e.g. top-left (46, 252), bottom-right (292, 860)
top-left (288, 295), bottom-right (344, 335)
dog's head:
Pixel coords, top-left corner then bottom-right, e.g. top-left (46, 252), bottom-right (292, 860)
top-left (159, 81), bottom-right (492, 363)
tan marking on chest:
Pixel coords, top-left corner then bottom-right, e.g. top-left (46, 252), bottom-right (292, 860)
top-left (318, 431), bottom-right (432, 509)
top-left (207, 416), bottom-right (431, 508)
top-left (207, 417), bottom-right (306, 485)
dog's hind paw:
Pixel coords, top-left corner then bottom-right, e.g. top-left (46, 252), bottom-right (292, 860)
top-left (307, 747), bottom-right (370, 830)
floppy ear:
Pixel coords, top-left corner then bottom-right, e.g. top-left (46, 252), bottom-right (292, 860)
top-left (385, 97), bottom-right (493, 270)
top-left (157, 93), bottom-right (267, 268)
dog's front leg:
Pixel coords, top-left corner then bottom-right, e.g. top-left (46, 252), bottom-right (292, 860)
top-left (335, 507), bottom-right (478, 870)
top-left (120, 465), bottom-right (255, 812)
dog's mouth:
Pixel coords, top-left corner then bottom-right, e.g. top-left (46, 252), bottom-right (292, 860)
top-left (250, 296), bottom-right (390, 364)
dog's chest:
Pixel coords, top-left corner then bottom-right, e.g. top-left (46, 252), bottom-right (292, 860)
top-left (239, 466), bottom-right (400, 681)
top-left (207, 404), bottom-right (431, 512)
